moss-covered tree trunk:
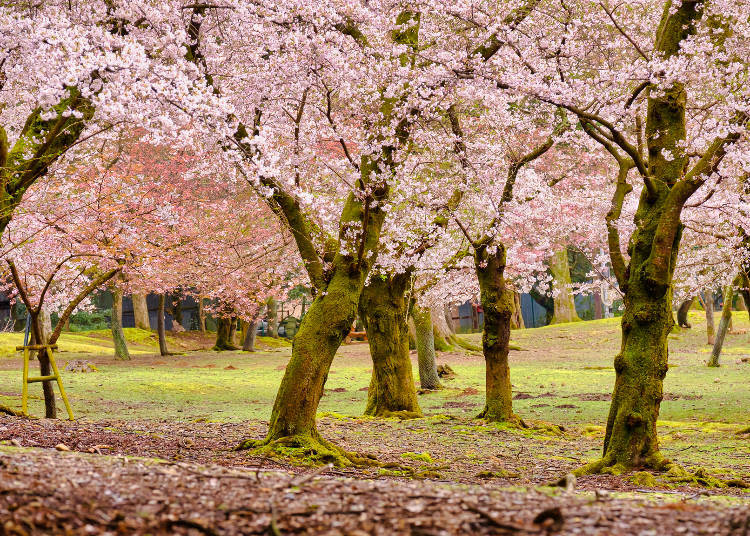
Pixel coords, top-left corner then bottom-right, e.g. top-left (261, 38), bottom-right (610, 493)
top-left (228, 317), bottom-right (237, 345)
top-left (214, 318), bottom-right (238, 351)
top-left (132, 293), bottom-right (150, 330)
top-left (413, 306), bottom-right (441, 390)
top-left (549, 248), bottom-right (581, 324)
top-left (267, 297), bottom-right (279, 338)
top-left (359, 273), bottom-right (421, 418)
top-left (511, 291), bottom-right (525, 329)
top-left (676, 297), bottom-right (694, 328)
top-left (703, 291), bottom-right (715, 345)
top-left (254, 264), bottom-right (371, 459)
top-left (474, 243), bottom-right (518, 423)
top-left (157, 294), bottom-right (169, 356)
top-left (431, 306), bottom-right (454, 351)
top-left (111, 288), bottom-right (130, 360)
top-left (708, 276), bottom-right (739, 367)
top-left (587, 185), bottom-right (681, 475)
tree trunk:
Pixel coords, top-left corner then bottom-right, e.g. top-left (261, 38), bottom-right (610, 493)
top-left (431, 305), bottom-right (454, 351)
top-left (677, 297), bottom-right (694, 328)
top-left (407, 316), bottom-right (417, 350)
top-left (157, 294), bottom-right (169, 356)
top-left (132, 293), bottom-right (150, 330)
top-left (359, 273), bottom-right (421, 418)
top-left (413, 306), bottom-right (441, 390)
top-left (214, 318), bottom-right (238, 351)
top-left (549, 247), bottom-right (581, 324)
top-left (511, 291), bottom-right (525, 329)
top-left (589, 187), bottom-right (681, 475)
top-left (251, 262), bottom-right (371, 460)
top-left (198, 296), bottom-right (206, 333)
top-left (708, 276), bottom-right (739, 367)
top-left (29, 313), bottom-right (56, 418)
top-left (444, 304), bottom-right (456, 335)
top-left (267, 297), bottom-right (279, 338)
top-left (474, 242), bottom-right (517, 423)
top-left (111, 288), bottom-right (130, 360)
top-left (703, 291), bottom-right (715, 345)
top-left (243, 318), bottom-right (260, 352)
top-left (228, 317), bottom-right (237, 345)
top-left (593, 289), bottom-right (604, 320)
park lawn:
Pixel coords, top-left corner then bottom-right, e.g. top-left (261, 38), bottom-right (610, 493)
top-left (0, 311), bottom-right (748, 490)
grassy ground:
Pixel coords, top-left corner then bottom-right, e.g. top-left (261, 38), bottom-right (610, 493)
top-left (0, 311), bottom-right (748, 494)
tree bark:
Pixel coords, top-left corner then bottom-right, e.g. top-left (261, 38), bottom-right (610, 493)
top-left (228, 317), bottom-right (237, 345)
top-left (412, 306), bottom-right (441, 390)
top-left (590, 187), bottom-right (681, 474)
top-left (703, 291), bottom-right (715, 345)
top-left (431, 305), bottom-right (454, 351)
top-left (157, 294), bottom-right (169, 356)
top-left (132, 293), bottom-right (150, 330)
top-left (214, 318), bottom-right (238, 351)
top-left (708, 276), bottom-right (739, 367)
top-left (443, 304), bottom-right (456, 335)
top-left (198, 296), bottom-right (206, 333)
top-left (511, 291), bottom-right (525, 329)
top-left (267, 297), bottom-right (279, 338)
top-left (28, 314), bottom-right (56, 418)
top-left (243, 318), bottom-right (260, 352)
top-left (359, 273), bottom-right (421, 418)
top-left (549, 247), bottom-right (581, 324)
top-left (111, 288), bottom-right (130, 360)
top-left (677, 297), bottom-right (694, 328)
top-left (593, 289), bottom-right (604, 320)
top-left (474, 243), bottom-right (517, 423)
top-left (256, 261), bottom-right (375, 458)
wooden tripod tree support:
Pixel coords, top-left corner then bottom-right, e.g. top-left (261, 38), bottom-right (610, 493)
top-left (17, 344), bottom-right (74, 421)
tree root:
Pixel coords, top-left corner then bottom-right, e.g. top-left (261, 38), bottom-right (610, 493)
top-left (475, 410), bottom-right (527, 428)
top-left (364, 409), bottom-right (423, 420)
top-left (212, 343), bottom-right (239, 352)
top-left (0, 404), bottom-right (24, 417)
top-left (571, 453), bottom-right (748, 488)
top-left (235, 432), bottom-right (379, 468)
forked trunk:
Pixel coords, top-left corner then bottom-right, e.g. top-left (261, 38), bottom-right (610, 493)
top-left (111, 288), bottom-right (130, 360)
top-left (597, 188), bottom-right (680, 473)
top-left (265, 265), bottom-right (364, 440)
top-left (359, 273), bottom-right (421, 418)
top-left (214, 317), bottom-right (237, 351)
top-left (474, 242), bottom-right (516, 422)
top-left (413, 306), bottom-right (441, 390)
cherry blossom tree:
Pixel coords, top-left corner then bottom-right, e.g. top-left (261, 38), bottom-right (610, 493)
top-left (457, 0), bottom-right (750, 473)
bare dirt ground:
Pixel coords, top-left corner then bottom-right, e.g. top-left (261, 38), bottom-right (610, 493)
top-left (1, 442), bottom-right (749, 535)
